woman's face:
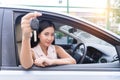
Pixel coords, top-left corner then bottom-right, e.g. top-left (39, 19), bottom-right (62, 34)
top-left (38, 26), bottom-right (55, 47)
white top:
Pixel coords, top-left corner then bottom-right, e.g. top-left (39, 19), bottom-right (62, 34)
top-left (32, 44), bottom-right (57, 59)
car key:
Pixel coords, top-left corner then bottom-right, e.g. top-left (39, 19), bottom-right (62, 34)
top-left (30, 18), bottom-right (39, 42)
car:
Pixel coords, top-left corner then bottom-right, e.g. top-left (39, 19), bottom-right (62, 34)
top-left (0, 5), bottom-right (120, 80)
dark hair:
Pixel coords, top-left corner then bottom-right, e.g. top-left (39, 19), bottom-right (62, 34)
top-left (31, 20), bottom-right (55, 48)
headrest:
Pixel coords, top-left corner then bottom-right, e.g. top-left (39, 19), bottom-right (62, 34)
top-left (16, 24), bottom-right (22, 42)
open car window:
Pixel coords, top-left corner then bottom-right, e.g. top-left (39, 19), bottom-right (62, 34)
top-left (16, 18), bottom-right (118, 65)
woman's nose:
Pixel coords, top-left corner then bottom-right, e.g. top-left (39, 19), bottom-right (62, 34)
top-left (47, 36), bottom-right (52, 41)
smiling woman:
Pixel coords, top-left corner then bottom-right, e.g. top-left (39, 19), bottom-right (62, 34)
top-left (19, 12), bottom-right (76, 69)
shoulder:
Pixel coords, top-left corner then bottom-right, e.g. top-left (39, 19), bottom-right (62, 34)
top-left (54, 45), bottom-right (64, 51)
top-left (32, 44), bottom-right (39, 49)
top-left (54, 45), bottom-right (60, 49)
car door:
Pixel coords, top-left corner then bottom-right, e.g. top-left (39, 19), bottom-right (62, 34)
top-left (1, 7), bottom-right (120, 71)
top-left (1, 8), bottom-right (17, 67)
top-left (0, 8), bottom-right (4, 68)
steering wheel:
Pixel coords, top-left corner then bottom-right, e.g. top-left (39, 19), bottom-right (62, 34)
top-left (72, 43), bottom-right (87, 63)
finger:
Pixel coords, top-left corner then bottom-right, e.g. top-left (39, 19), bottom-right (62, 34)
top-left (43, 62), bottom-right (49, 66)
top-left (34, 61), bottom-right (39, 66)
top-left (21, 23), bottom-right (30, 28)
top-left (34, 60), bottom-right (43, 67)
top-left (22, 12), bottom-right (42, 20)
top-left (40, 63), bottom-right (45, 67)
top-left (35, 59), bottom-right (46, 67)
top-left (37, 61), bottom-right (45, 67)
top-left (34, 11), bottom-right (42, 18)
top-left (21, 23), bottom-right (31, 27)
top-left (21, 19), bottom-right (30, 25)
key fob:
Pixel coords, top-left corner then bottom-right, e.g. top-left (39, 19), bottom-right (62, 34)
top-left (30, 18), bottom-right (39, 42)
top-left (30, 18), bottom-right (39, 30)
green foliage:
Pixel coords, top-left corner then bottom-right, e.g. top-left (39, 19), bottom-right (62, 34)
top-left (110, 28), bottom-right (120, 35)
top-left (112, 0), bottom-right (120, 23)
top-left (56, 31), bottom-right (64, 39)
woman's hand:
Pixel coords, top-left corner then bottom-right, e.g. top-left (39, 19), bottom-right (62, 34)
top-left (34, 57), bottom-right (55, 67)
top-left (34, 57), bottom-right (46, 67)
top-left (21, 12), bottom-right (42, 39)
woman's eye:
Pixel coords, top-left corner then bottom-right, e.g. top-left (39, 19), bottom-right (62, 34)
top-left (45, 33), bottom-right (49, 36)
top-left (44, 32), bottom-right (54, 36)
top-left (51, 33), bottom-right (54, 36)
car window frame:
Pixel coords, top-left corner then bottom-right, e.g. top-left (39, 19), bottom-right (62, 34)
top-left (1, 9), bottom-right (16, 67)
top-left (0, 8), bottom-right (4, 68)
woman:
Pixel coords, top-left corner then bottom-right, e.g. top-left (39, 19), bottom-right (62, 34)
top-left (20, 12), bottom-right (76, 69)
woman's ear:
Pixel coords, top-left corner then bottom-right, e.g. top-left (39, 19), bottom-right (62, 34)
top-left (37, 33), bottom-right (40, 39)
top-left (30, 34), bottom-right (39, 48)
top-left (37, 34), bottom-right (41, 42)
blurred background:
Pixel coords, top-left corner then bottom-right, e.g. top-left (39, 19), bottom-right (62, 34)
top-left (0, 0), bottom-right (120, 35)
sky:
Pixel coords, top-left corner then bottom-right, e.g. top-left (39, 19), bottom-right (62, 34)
top-left (0, 0), bottom-right (108, 13)
top-left (0, 0), bottom-right (107, 8)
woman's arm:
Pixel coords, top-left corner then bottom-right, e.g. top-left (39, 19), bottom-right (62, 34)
top-left (20, 12), bottom-right (42, 69)
top-left (33, 45), bottom-right (76, 67)
top-left (54, 45), bottom-right (76, 65)
top-left (20, 36), bottom-right (33, 69)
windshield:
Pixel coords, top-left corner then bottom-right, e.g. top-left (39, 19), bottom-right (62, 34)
top-left (60, 25), bottom-right (112, 46)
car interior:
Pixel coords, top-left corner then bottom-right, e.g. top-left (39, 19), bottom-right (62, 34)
top-left (15, 15), bottom-right (118, 65)
top-left (11, 11), bottom-right (120, 71)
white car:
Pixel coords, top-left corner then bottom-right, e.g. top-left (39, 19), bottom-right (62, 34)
top-left (0, 6), bottom-right (120, 80)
